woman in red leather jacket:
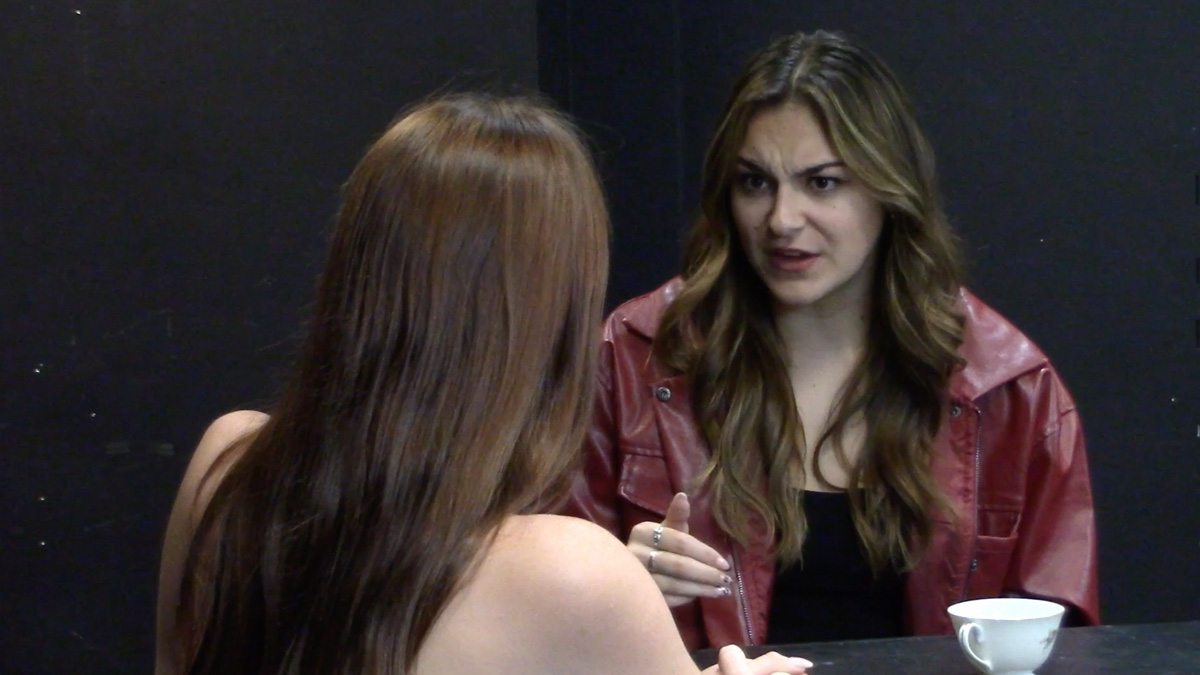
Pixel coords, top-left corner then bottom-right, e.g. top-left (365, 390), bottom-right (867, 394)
top-left (564, 30), bottom-right (1100, 649)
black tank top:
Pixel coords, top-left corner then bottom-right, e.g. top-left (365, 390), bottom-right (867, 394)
top-left (766, 490), bottom-right (905, 644)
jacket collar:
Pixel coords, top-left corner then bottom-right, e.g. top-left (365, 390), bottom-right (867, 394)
top-left (618, 279), bottom-right (1048, 405)
top-left (621, 277), bottom-right (681, 340)
top-left (948, 288), bottom-right (1047, 403)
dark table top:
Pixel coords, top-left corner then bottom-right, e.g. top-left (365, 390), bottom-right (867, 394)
top-left (692, 621), bottom-right (1200, 674)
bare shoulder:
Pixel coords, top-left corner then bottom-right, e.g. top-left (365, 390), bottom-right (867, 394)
top-left (492, 514), bottom-right (647, 598)
top-left (154, 410), bottom-right (267, 675)
top-left (418, 514), bottom-right (698, 673)
top-left (196, 410), bottom-right (269, 463)
top-left (202, 408), bottom-right (269, 437)
top-left (475, 514), bottom-right (698, 674)
top-left (184, 410), bottom-right (268, 518)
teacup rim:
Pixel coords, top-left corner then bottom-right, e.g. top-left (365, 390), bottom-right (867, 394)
top-left (947, 597), bottom-right (1066, 621)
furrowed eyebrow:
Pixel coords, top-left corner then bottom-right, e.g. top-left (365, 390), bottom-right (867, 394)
top-left (735, 157), bottom-right (845, 178)
top-left (735, 157), bottom-right (768, 173)
top-left (794, 160), bottom-right (846, 177)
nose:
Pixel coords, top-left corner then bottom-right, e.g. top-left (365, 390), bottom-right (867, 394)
top-left (766, 184), bottom-right (807, 237)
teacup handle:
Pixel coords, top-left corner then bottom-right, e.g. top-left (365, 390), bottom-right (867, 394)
top-left (958, 622), bottom-right (992, 672)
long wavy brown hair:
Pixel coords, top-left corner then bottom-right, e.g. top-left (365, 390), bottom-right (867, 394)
top-left (175, 94), bottom-right (609, 674)
top-left (654, 30), bottom-right (966, 574)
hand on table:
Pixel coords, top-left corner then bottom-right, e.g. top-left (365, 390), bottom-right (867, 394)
top-left (629, 492), bottom-right (734, 607)
top-left (709, 645), bottom-right (812, 675)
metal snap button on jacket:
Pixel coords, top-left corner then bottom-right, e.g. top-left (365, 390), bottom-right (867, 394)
top-left (655, 386), bottom-right (672, 402)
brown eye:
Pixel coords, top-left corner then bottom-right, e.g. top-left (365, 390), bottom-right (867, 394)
top-left (809, 175), bottom-right (842, 192)
top-left (737, 173), bottom-right (770, 193)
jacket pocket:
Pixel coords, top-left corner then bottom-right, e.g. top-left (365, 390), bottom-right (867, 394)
top-left (969, 508), bottom-right (1020, 597)
top-left (618, 453), bottom-right (673, 520)
top-left (978, 507), bottom-right (1019, 538)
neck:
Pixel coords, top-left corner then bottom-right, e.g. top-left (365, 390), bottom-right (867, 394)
top-left (773, 292), bottom-right (871, 374)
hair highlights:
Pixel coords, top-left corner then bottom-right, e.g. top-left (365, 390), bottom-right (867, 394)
top-left (655, 30), bottom-right (965, 573)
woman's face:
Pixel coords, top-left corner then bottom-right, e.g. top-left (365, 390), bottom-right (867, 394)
top-left (730, 102), bottom-right (884, 316)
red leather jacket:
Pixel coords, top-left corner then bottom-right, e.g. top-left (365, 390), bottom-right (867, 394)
top-left (564, 279), bottom-right (1100, 648)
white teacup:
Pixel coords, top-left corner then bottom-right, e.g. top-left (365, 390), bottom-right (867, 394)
top-left (947, 598), bottom-right (1065, 675)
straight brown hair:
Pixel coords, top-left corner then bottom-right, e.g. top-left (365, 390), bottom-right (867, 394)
top-left (175, 93), bottom-right (610, 674)
top-left (655, 30), bottom-right (965, 574)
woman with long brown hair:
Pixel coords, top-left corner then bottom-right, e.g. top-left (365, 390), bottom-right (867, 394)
top-left (154, 94), bottom-right (811, 675)
top-left (567, 30), bottom-right (1099, 648)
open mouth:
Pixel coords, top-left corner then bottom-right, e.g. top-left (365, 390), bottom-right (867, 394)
top-left (769, 249), bottom-right (818, 272)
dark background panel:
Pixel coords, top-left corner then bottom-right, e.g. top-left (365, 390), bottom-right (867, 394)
top-left (539, 0), bottom-right (690, 308)
top-left (0, 1), bottom-right (537, 672)
top-left (544, 0), bottom-right (1200, 626)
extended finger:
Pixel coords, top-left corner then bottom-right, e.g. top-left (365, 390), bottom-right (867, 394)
top-left (640, 548), bottom-right (731, 587)
top-left (632, 522), bottom-right (729, 571)
top-left (662, 492), bottom-right (690, 534)
top-left (654, 574), bottom-right (732, 600)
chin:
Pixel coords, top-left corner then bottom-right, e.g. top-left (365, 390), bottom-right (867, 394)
top-left (766, 284), bottom-right (826, 309)
top-left (764, 273), bottom-right (868, 314)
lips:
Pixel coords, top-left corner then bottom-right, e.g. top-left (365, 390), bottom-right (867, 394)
top-left (767, 248), bottom-right (818, 273)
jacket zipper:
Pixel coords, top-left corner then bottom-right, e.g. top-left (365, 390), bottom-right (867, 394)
top-left (730, 545), bottom-right (755, 645)
top-left (961, 406), bottom-right (983, 599)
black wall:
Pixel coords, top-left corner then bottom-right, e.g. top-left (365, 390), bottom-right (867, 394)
top-left (541, 0), bottom-right (1200, 625)
top-left (0, 2), bottom-right (536, 672)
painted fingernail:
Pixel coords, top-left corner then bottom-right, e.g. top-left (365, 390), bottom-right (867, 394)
top-left (717, 556), bottom-right (730, 570)
top-left (717, 586), bottom-right (732, 596)
top-left (790, 657), bottom-right (814, 667)
top-left (721, 574), bottom-right (732, 585)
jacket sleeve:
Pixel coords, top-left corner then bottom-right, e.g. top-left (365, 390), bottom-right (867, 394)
top-left (1005, 370), bottom-right (1101, 626)
top-left (560, 338), bottom-right (624, 537)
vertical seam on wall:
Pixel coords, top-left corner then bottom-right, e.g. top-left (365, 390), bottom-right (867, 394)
top-left (670, 0), bottom-right (685, 233)
top-left (566, 0), bottom-right (575, 110)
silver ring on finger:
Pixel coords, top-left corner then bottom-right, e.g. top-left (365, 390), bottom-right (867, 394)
top-left (648, 551), bottom-right (658, 572)
top-left (652, 524), bottom-right (664, 549)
